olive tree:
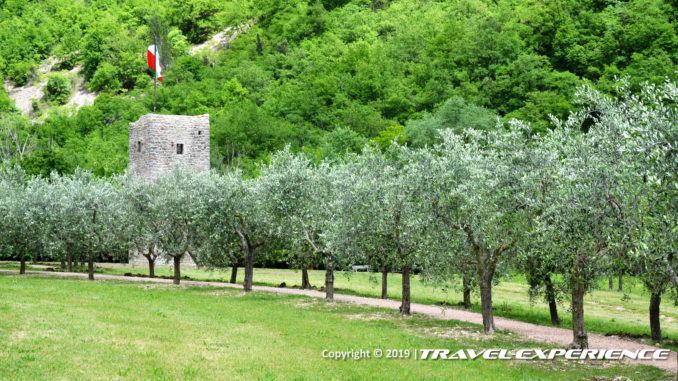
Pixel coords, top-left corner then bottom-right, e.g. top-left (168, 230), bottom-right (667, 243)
top-left (120, 174), bottom-right (162, 277)
top-left (259, 149), bottom-right (343, 299)
top-left (329, 153), bottom-right (399, 300)
top-left (429, 125), bottom-right (535, 333)
top-left (539, 128), bottom-right (622, 349)
top-left (536, 81), bottom-right (657, 348)
top-left (191, 169), bottom-right (271, 292)
top-left (192, 170), bottom-right (246, 284)
top-left (44, 174), bottom-right (85, 271)
top-left (49, 170), bottom-right (119, 280)
top-left (623, 81), bottom-right (676, 344)
top-left (235, 177), bottom-right (271, 292)
top-left (257, 150), bottom-right (320, 291)
top-left (330, 146), bottom-right (431, 312)
top-left (508, 120), bottom-right (570, 327)
top-left (152, 168), bottom-right (207, 284)
top-left (0, 165), bottom-right (49, 274)
top-left (579, 80), bottom-right (678, 344)
top-left (0, 165), bottom-right (26, 271)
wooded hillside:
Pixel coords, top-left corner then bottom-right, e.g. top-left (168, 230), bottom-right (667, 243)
top-left (1, 0), bottom-right (676, 175)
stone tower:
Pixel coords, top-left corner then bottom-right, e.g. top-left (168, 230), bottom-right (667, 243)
top-left (129, 113), bottom-right (210, 179)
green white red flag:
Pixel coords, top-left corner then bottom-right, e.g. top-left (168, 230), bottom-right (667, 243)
top-left (147, 44), bottom-right (163, 81)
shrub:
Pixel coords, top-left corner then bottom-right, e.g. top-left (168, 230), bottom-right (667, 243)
top-left (44, 74), bottom-right (71, 104)
top-left (8, 61), bottom-right (36, 87)
top-left (88, 62), bottom-right (121, 92)
top-left (0, 87), bottom-right (11, 113)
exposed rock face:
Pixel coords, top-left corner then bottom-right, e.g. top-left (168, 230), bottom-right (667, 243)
top-left (189, 20), bottom-right (254, 56)
top-left (4, 58), bottom-right (98, 122)
top-left (129, 113), bottom-right (210, 180)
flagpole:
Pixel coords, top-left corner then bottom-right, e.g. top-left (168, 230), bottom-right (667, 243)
top-left (153, 35), bottom-right (157, 113)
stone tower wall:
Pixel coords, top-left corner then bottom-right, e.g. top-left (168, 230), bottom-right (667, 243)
top-left (127, 113), bottom-right (210, 266)
top-left (129, 113), bottom-right (210, 180)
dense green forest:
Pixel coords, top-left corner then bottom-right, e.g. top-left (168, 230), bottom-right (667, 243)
top-left (1, 0), bottom-right (676, 175)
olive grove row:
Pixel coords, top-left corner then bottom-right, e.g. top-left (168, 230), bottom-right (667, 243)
top-left (0, 81), bottom-right (675, 350)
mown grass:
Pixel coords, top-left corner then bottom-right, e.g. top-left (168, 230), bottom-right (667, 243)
top-left (0, 275), bottom-right (670, 380)
top-left (3, 261), bottom-right (677, 349)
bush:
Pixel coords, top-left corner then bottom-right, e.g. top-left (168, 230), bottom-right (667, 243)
top-left (44, 74), bottom-right (71, 104)
top-left (320, 127), bottom-right (367, 159)
top-left (8, 61), bottom-right (36, 87)
top-left (0, 87), bottom-right (11, 113)
top-left (88, 62), bottom-right (121, 92)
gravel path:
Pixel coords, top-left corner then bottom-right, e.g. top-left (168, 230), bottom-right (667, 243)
top-left (2, 269), bottom-right (675, 374)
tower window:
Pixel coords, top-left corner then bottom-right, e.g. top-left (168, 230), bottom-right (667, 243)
top-left (198, 130), bottom-right (202, 135)
top-left (176, 144), bottom-right (184, 154)
top-left (137, 141), bottom-right (142, 152)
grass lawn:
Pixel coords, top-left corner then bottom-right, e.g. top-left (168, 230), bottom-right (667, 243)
top-left (0, 275), bottom-right (670, 380)
top-left (2, 261), bottom-right (677, 349)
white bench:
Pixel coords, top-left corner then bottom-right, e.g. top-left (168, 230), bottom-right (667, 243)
top-left (352, 265), bottom-right (370, 272)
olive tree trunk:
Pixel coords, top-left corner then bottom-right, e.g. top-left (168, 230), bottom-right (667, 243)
top-left (617, 274), bottom-right (623, 292)
top-left (399, 265), bottom-right (411, 314)
top-left (650, 291), bottom-right (662, 343)
top-left (87, 252), bottom-right (94, 280)
top-left (302, 267), bottom-right (311, 289)
top-left (381, 265), bottom-right (388, 299)
top-left (148, 257), bottom-right (155, 278)
top-left (325, 260), bottom-right (334, 300)
top-left (230, 265), bottom-right (238, 284)
top-left (462, 274), bottom-right (472, 309)
top-left (608, 276), bottom-right (614, 291)
top-left (243, 248), bottom-right (254, 291)
top-left (479, 274), bottom-right (495, 333)
top-left (544, 274), bottom-right (560, 326)
top-left (235, 220), bottom-right (264, 293)
top-left (173, 256), bottom-right (181, 285)
top-left (570, 280), bottom-right (588, 349)
top-left (476, 246), bottom-right (499, 333)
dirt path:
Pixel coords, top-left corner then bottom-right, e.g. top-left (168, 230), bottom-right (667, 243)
top-left (2, 269), bottom-right (675, 374)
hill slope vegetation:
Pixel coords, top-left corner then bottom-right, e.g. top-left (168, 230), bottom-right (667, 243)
top-left (0, 0), bottom-right (676, 175)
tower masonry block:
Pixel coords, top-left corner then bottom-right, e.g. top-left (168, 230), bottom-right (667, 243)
top-left (129, 113), bottom-right (210, 180)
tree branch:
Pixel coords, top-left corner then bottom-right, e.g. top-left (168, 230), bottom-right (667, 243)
top-left (591, 246), bottom-right (611, 265)
top-left (663, 254), bottom-right (678, 291)
top-left (304, 229), bottom-right (328, 256)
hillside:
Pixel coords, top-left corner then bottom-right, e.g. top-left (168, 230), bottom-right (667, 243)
top-left (0, 0), bottom-right (676, 176)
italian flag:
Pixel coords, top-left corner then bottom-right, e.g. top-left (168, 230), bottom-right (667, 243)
top-left (147, 44), bottom-right (163, 81)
